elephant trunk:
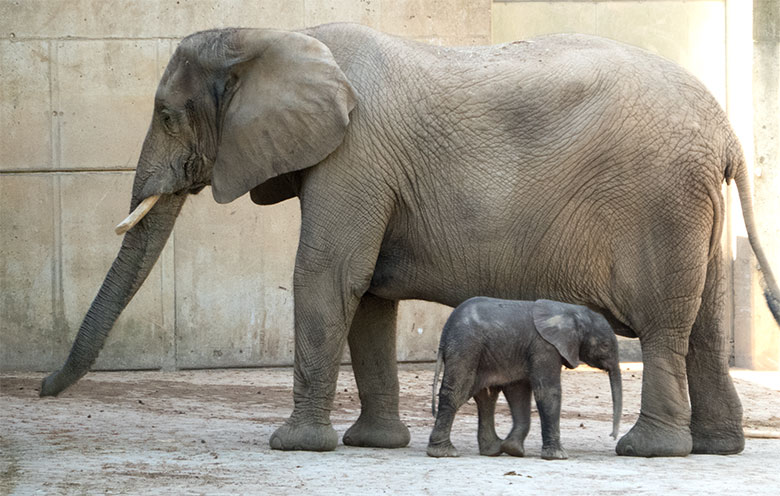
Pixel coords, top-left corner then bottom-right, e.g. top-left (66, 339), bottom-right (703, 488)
top-left (609, 364), bottom-right (623, 439)
top-left (40, 193), bottom-right (186, 397)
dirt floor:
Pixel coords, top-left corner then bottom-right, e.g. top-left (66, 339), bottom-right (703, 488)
top-left (1, 364), bottom-right (779, 495)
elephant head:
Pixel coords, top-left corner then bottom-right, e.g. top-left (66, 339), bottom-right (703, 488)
top-left (533, 299), bottom-right (623, 439)
top-left (40, 28), bottom-right (357, 396)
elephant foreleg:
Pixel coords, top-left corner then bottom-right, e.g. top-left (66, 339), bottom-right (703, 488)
top-left (501, 380), bottom-right (532, 457)
top-left (268, 275), bottom-right (352, 451)
top-left (532, 373), bottom-right (568, 460)
top-left (269, 185), bottom-right (392, 451)
top-left (342, 293), bottom-right (411, 448)
top-left (687, 250), bottom-right (744, 454)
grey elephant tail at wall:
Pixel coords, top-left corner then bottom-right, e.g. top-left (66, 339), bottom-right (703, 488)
top-left (762, 280), bottom-right (780, 325)
top-left (730, 147), bottom-right (780, 329)
top-left (431, 350), bottom-right (444, 417)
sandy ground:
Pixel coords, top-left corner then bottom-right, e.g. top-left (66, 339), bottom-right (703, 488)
top-left (2, 364), bottom-right (779, 495)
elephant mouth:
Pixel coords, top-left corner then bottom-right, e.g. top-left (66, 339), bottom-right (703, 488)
top-left (188, 183), bottom-right (207, 195)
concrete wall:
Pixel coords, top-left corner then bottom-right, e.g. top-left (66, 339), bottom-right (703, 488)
top-left (2, 1), bottom-right (777, 371)
top-left (735, 0), bottom-right (780, 370)
top-left (0, 0), bottom-right (490, 371)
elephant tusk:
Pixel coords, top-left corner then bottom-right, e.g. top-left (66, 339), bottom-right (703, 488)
top-left (115, 195), bottom-right (161, 235)
top-left (744, 428), bottom-right (780, 439)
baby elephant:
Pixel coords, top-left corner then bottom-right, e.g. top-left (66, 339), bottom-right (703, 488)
top-left (428, 297), bottom-right (622, 459)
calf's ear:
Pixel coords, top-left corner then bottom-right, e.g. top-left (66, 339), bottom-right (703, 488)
top-left (532, 299), bottom-right (580, 369)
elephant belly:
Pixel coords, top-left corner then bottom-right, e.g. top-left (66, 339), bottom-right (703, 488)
top-left (368, 236), bottom-right (528, 308)
top-left (367, 207), bottom-right (611, 312)
top-left (366, 160), bottom-right (616, 311)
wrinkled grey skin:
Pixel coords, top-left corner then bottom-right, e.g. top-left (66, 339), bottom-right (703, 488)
top-left (427, 298), bottom-right (622, 459)
top-left (40, 24), bottom-right (779, 457)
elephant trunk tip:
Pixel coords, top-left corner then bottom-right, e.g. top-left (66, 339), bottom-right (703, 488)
top-left (39, 368), bottom-right (81, 398)
top-left (39, 372), bottom-right (63, 397)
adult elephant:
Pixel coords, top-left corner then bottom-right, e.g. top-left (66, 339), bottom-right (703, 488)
top-left (40, 24), bottom-right (779, 457)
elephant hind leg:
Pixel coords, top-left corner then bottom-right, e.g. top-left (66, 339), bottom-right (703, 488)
top-left (616, 325), bottom-right (696, 457)
top-left (475, 387), bottom-right (502, 456)
top-left (687, 249), bottom-right (744, 454)
top-left (427, 380), bottom-right (472, 458)
top-left (613, 244), bottom-right (709, 456)
top-left (342, 294), bottom-right (410, 448)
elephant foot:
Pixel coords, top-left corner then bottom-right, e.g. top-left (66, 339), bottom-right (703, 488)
top-left (269, 420), bottom-right (338, 451)
top-left (541, 445), bottom-right (568, 460)
top-left (501, 438), bottom-right (526, 457)
top-left (478, 437), bottom-right (503, 456)
top-left (427, 440), bottom-right (459, 458)
top-left (616, 415), bottom-right (692, 457)
top-left (342, 414), bottom-right (410, 448)
top-left (690, 423), bottom-right (744, 455)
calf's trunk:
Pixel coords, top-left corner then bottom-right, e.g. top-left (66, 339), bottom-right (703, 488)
top-left (609, 365), bottom-right (623, 439)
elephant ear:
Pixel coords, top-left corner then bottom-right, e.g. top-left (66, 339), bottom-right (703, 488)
top-left (211, 29), bottom-right (357, 204)
top-left (532, 300), bottom-right (581, 369)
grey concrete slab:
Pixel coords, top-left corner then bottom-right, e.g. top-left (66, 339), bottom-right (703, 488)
top-left (0, 174), bottom-right (57, 369)
top-left (396, 301), bottom-right (451, 362)
top-left (57, 40), bottom-right (158, 170)
top-left (0, 40), bottom-right (52, 170)
top-left (305, 0), bottom-right (382, 28)
top-left (0, 0), bottom-right (304, 40)
top-left (492, 1), bottom-right (598, 41)
top-left (380, 0), bottom-right (492, 42)
top-left (156, 0), bottom-right (305, 37)
top-left (749, 0), bottom-right (780, 367)
top-left (173, 191), bottom-right (298, 368)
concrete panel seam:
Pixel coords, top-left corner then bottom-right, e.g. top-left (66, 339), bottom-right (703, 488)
top-left (49, 41), bottom-right (58, 170)
top-left (0, 168), bottom-right (137, 175)
top-left (173, 224), bottom-right (179, 371)
top-left (53, 174), bottom-right (67, 349)
top-left (51, 42), bottom-right (61, 171)
top-left (3, 36), bottom-right (186, 42)
top-left (50, 41), bottom-right (67, 351)
top-left (494, 1), bottom-right (722, 3)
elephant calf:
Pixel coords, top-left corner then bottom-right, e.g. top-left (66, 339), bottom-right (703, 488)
top-left (427, 298), bottom-right (622, 459)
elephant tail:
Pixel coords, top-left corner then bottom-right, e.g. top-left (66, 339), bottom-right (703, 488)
top-left (431, 349), bottom-right (444, 417)
top-left (731, 149), bottom-right (780, 325)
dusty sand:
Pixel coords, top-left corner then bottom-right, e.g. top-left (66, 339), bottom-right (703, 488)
top-left (2, 364), bottom-right (779, 495)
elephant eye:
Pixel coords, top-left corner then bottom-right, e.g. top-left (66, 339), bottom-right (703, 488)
top-left (160, 110), bottom-right (177, 133)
